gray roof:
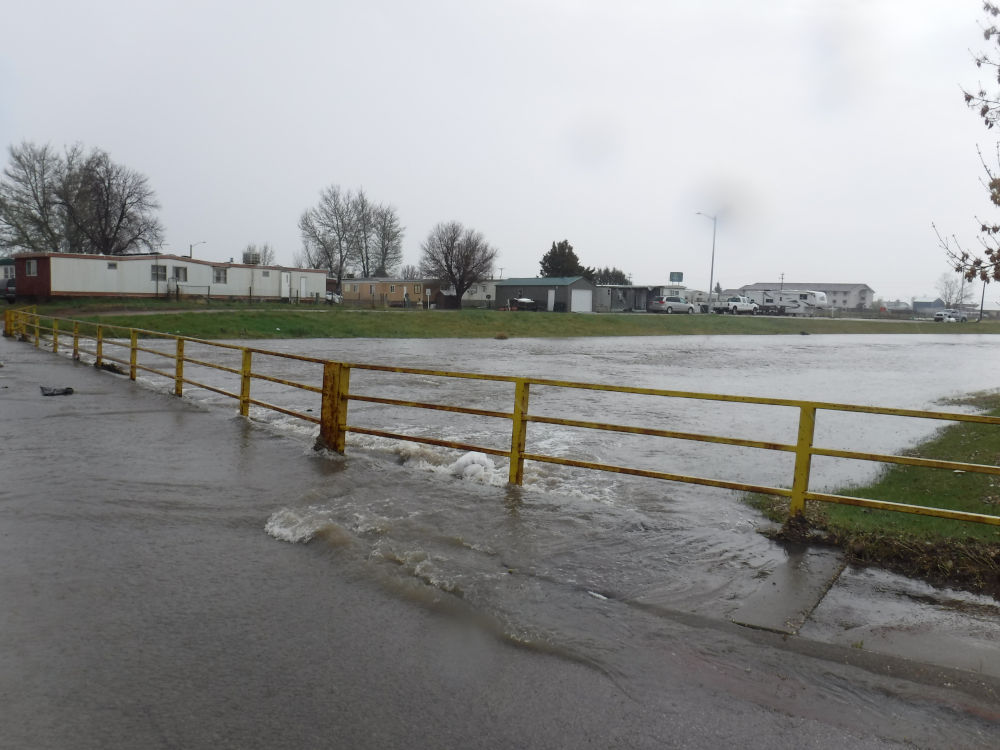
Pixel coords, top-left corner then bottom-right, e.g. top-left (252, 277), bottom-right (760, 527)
top-left (499, 276), bottom-right (586, 287)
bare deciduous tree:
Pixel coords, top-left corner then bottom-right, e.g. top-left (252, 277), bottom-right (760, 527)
top-left (1, 141), bottom-right (162, 256)
top-left (400, 264), bottom-right (420, 279)
top-left (419, 221), bottom-right (498, 309)
top-left (299, 185), bottom-right (355, 291)
top-left (372, 203), bottom-right (404, 276)
top-left (57, 146), bottom-right (163, 255)
top-left (936, 271), bottom-right (972, 307)
top-left (243, 242), bottom-right (276, 265)
top-left (0, 142), bottom-right (64, 254)
top-left (349, 188), bottom-right (376, 278)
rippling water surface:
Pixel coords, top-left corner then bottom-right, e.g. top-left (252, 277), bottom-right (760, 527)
top-left (128, 333), bottom-right (1000, 681)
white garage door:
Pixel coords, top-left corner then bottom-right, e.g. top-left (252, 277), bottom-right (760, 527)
top-left (570, 289), bottom-right (593, 313)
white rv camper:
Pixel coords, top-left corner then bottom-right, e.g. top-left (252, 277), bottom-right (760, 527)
top-left (744, 289), bottom-right (828, 316)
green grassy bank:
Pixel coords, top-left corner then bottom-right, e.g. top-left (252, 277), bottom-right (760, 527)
top-left (29, 298), bottom-right (1000, 340)
top-left (747, 393), bottom-right (1000, 598)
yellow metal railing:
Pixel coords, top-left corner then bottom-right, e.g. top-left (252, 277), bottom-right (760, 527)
top-left (7, 309), bottom-right (1000, 528)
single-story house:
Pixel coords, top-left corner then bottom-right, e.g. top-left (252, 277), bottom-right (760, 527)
top-left (594, 285), bottom-right (653, 312)
top-left (494, 277), bottom-right (596, 312)
top-left (11, 252), bottom-right (327, 302)
top-left (337, 277), bottom-right (444, 308)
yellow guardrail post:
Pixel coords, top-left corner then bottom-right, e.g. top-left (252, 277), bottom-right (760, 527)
top-left (316, 361), bottom-right (351, 453)
top-left (96, 325), bottom-right (104, 367)
top-left (174, 338), bottom-right (185, 396)
top-left (52, 319), bottom-right (59, 354)
top-left (33, 315), bottom-right (40, 348)
top-left (72, 322), bottom-right (79, 359)
top-left (239, 349), bottom-right (253, 416)
top-left (789, 405), bottom-right (817, 517)
top-left (508, 379), bottom-right (531, 485)
top-left (129, 330), bottom-right (138, 380)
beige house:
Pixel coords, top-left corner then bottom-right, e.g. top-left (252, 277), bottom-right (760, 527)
top-left (338, 278), bottom-right (445, 307)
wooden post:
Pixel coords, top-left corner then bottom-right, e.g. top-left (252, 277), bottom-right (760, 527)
top-left (239, 349), bottom-right (253, 416)
top-left (789, 406), bottom-right (816, 517)
top-left (129, 330), bottom-right (138, 380)
top-left (508, 380), bottom-right (530, 485)
top-left (174, 338), bottom-right (185, 396)
top-left (316, 361), bottom-right (350, 453)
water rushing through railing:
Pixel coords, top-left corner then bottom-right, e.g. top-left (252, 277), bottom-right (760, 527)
top-left (6, 307), bottom-right (1000, 529)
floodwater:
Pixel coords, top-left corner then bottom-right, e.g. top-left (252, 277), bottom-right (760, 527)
top-left (123, 333), bottom-right (1000, 678)
top-left (9, 330), bottom-right (1000, 747)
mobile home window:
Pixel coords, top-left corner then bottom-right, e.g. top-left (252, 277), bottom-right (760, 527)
top-left (390, 284), bottom-right (396, 293)
top-left (2, 265), bottom-right (14, 279)
top-left (107, 262), bottom-right (117, 270)
top-left (213, 267), bottom-right (227, 284)
top-left (26, 260), bottom-right (38, 276)
top-left (173, 267), bottom-right (188, 282)
top-left (261, 270), bottom-right (270, 277)
top-left (369, 284), bottom-right (375, 295)
top-left (151, 265), bottom-right (166, 281)
top-left (414, 283), bottom-right (421, 294)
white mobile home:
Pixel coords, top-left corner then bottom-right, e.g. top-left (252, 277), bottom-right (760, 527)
top-left (13, 253), bottom-right (328, 302)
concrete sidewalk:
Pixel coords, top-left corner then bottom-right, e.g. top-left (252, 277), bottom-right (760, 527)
top-left (1, 333), bottom-right (998, 750)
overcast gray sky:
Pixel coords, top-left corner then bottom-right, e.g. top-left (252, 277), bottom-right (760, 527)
top-left (1, 1), bottom-right (994, 302)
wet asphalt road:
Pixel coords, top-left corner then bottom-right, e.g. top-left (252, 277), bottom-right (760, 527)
top-left (1, 334), bottom-right (998, 749)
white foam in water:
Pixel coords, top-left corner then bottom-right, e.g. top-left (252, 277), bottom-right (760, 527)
top-left (449, 451), bottom-right (494, 481)
top-left (265, 506), bottom-right (331, 543)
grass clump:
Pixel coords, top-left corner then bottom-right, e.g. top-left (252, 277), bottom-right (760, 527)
top-left (746, 392), bottom-right (1000, 599)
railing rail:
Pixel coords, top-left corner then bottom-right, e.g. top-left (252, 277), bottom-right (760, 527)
top-left (5, 308), bottom-right (1000, 528)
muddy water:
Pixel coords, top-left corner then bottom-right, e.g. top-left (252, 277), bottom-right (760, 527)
top-left (128, 333), bottom-right (1000, 681)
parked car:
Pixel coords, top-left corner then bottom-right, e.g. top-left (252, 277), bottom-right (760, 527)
top-left (325, 291), bottom-right (343, 304)
top-left (711, 295), bottom-right (759, 315)
top-left (934, 309), bottom-right (968, 322)
top-left (3, 278), bottom-right (15, 303)
top-left (648, 295), bottom-right (695, 314)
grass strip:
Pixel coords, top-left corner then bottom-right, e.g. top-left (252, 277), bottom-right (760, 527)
top-left (26, 299), bottom-right (1000, 340)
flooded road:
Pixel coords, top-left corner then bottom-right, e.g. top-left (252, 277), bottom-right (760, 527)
top-left (132, 334), bottom-right (1000, 673)
top-left (4, 332), bottom-right (1000, 748)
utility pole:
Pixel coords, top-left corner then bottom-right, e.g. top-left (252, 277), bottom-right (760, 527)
top-left (696, 212), bottom-right (717, 311)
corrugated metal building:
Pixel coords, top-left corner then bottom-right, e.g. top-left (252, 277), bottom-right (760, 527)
top-left (494, 277), bottom-right (596, 312)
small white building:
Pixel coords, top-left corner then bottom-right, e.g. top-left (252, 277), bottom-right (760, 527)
top-left (13, 252), bottom-right (328, 302)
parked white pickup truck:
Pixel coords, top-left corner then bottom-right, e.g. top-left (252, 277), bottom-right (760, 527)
top-left (712, 295), bottom-right (759, 315)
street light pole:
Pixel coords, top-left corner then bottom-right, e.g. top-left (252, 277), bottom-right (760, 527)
top-left (189, 241), bottom-right (206, 258)
top-left (696, 212), bottom-right (717, 312)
